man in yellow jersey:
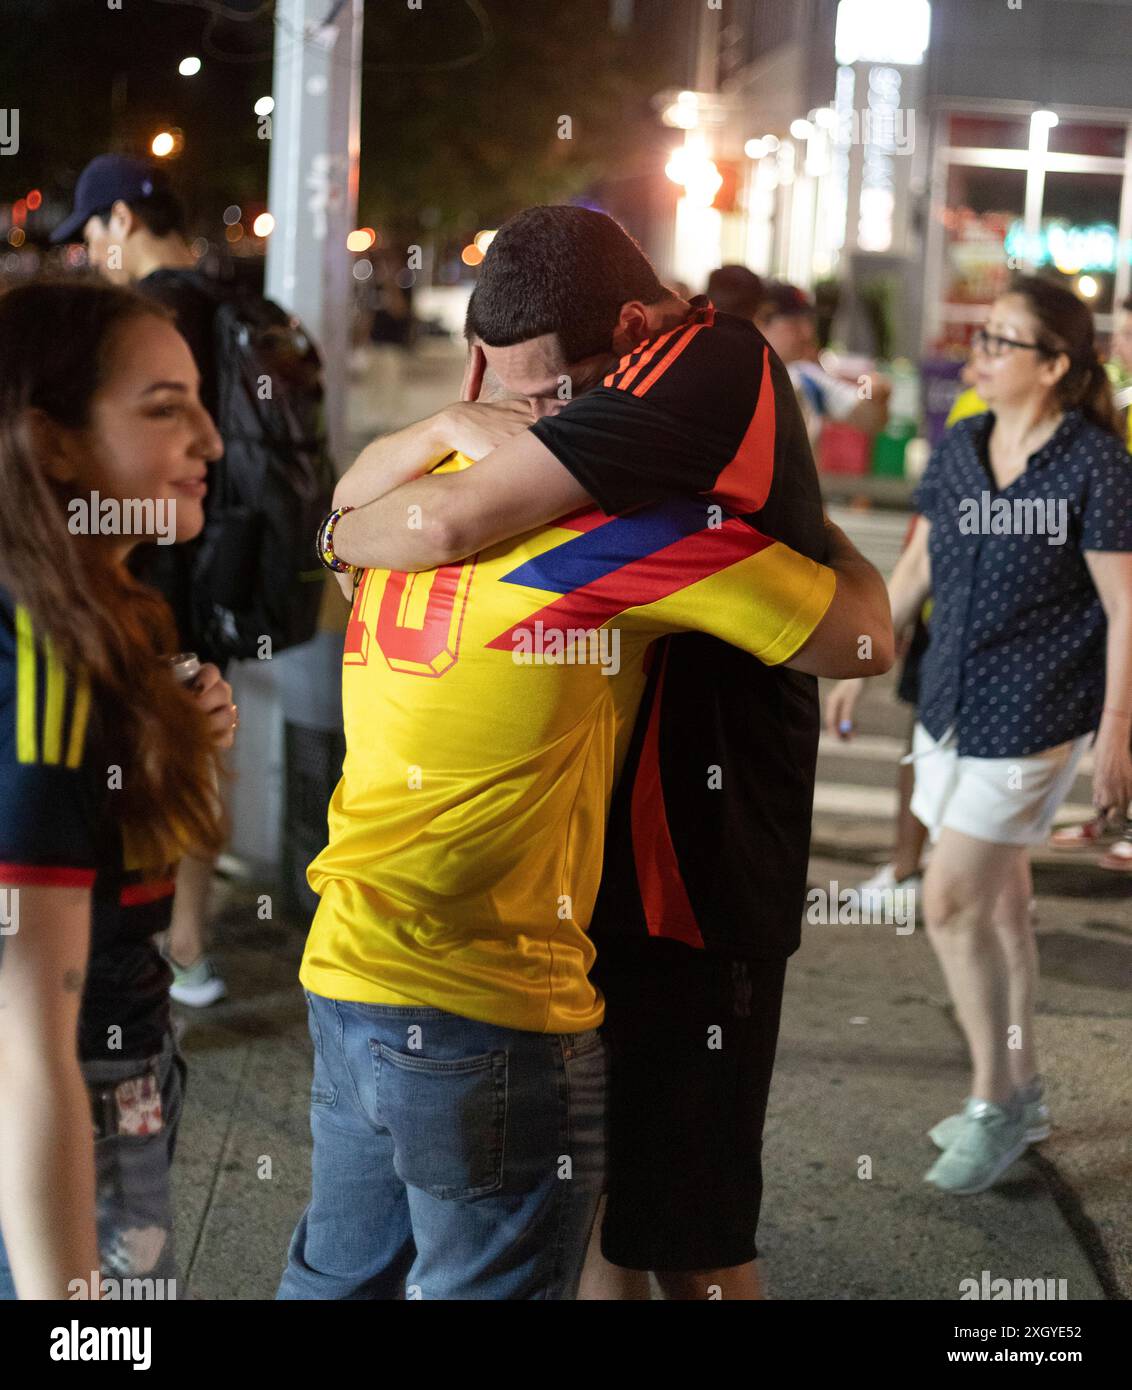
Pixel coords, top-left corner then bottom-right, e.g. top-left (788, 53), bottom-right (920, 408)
top-left (278, 435), bottom-right (891, 1298)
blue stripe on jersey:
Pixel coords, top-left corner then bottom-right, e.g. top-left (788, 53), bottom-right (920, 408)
top-left (501, 496), bottom-right (716, 594)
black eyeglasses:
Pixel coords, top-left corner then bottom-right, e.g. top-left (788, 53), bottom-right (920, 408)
top-left (972, 327), bottom-right (1051, 359)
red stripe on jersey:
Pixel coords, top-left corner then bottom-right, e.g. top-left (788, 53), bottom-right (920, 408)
top-left (0, 863), bottom-right (97, 887)
top-left (631, 320), bottom-right (710, 398)
top-left (609, 324), bottom-right (685, 393)
top-left (707, 343), bottom-right (776, 513)
top-left (630, 646), bottom-right (703, 949)
top-left (119, 878), bottom-right (176, 907)
top-left (552, 506), bottom-right (610, 533)
top-left (485, 518), bottom-right (773, 649)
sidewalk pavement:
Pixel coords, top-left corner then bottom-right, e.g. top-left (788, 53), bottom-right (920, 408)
top-left (171, 845), bottom-right (1129, 1300)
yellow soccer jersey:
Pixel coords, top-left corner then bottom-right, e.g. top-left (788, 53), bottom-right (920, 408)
top-left (302, 453), bottom-right (835, 1033)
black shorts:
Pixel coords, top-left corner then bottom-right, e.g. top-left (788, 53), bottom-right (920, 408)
top-left (589, 934), bottom-right (788, 1273)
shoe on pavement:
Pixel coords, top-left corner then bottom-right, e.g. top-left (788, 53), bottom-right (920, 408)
top-left (1097, 836), bottom-right (1132, 872)
top-left (929, 1079), bottom-right (1051, 1150)
top-left (168, 954), bottom-right (228, 1008)
top-left (924, 1098), bottom-right (1028, 1194)
top-left (858, 863), bottom-right (922, 911)
top-left (1048, 816), bottom-right (1112, 851)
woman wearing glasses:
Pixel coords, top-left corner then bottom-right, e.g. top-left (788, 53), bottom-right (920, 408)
top-left (826, 277), bottom-right (1132, 1194)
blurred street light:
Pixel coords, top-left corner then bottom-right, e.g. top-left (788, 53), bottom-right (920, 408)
top-left (255, 96), bottom-right (275, 116)
top-left (473, 229), bottom-right (497, 253)
top-left (151, 131), bottom-right (176, 157)
top-left (346, 227), bottom-right (375, 251)
top-left (178, 56), bottom-right (202, 76)
top-left (253, 212), bottom-right (275, 238)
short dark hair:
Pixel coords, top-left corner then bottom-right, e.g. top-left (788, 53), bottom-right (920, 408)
top-left (466, 205), bottom-right (670, 363)
top-left (96, 187), bottom-right (186, 239)
top-left (760, 281), bottom-right (814, 319)
top-left (706, 264), bottom-right (765, 320)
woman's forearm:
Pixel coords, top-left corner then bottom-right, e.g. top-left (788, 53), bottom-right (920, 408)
top-left (0, 1055), bottom-right (99, 1298)
top-left (1098, 603), bottom-right (1132, 748)
top-left (887, 543), bottom-right (932, 635)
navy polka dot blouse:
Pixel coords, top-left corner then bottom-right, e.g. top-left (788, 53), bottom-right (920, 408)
top-left (912, 409), bottom-right (1132, 757)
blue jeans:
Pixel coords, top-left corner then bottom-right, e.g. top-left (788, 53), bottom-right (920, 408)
top-left (0, 1033), bottom-right (185, 1300)
top-left (278, 991), bottom-right (607, 1300)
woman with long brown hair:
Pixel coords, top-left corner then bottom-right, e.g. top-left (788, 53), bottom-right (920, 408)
top-left (0, 280), bottom-right (236, 1297)
top-left (827, 276), bottom-right (1132, 1194)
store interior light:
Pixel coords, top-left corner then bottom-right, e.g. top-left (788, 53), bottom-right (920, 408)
top-left (252, 212), bottom-right (275, 238)
top-left (744, 137), bottom-right (767, 160)
top-left (346, 228), bottom-right (375, 252)
top-left (835, 0), bottom-right (931, 66)
top-left (663, 92), bottom-right (700, 131)
top-left (254, 96), bottom-right (275, 117)
top-left (1031, 108), bottom-right (1059, 130)
top-left (1077, 275), bottom-right (1099, 299)
top-left (790, 118), bottom-right (815, 141)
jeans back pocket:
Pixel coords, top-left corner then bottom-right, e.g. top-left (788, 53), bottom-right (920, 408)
top-left (372, 1043), bottom-right (507, 1200)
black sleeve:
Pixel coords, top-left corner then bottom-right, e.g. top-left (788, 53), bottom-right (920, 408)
top-left (531, 387), bottom-right (744, 515)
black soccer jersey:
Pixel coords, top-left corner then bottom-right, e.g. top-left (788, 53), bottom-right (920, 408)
top-left (532, 297), bottom-right (827, 956)
top-left (0, 588), bottom-right (176, 1058)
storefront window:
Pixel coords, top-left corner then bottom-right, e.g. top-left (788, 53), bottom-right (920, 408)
top-left (1031, 171), bottom-right (1123, 315)
top-left (941, 164), bottom-right (1026, 305)
top-left (1046, 122), bottom-right (1126, 158)
top-left (947, 114), bottom-right (1029, 149)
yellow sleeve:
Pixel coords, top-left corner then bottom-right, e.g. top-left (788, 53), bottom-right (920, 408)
top-left (629, 540), bottom-right (837, 667)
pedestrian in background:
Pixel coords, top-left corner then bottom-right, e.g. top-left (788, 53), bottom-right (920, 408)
top-left (826, 277), bottom-right (1132, 1194)
top-left (0, 282), bottom-right (235, 1298)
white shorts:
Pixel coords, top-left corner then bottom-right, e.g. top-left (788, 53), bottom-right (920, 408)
top-left (909, 723), bottom-right (1091, 848)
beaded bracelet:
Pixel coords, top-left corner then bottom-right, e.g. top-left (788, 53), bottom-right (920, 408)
top-left (316, 505), bottom-right (357, 574)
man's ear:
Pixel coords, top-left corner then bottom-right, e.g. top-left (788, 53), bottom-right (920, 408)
top-left (610, 301), bottom-right (651, 353)
top-left (107, 199), bottom-right (136, 240)
top-left (26, 408), bottom-right (82, 485)
top-left (461, 343), bottom-right (486, 402)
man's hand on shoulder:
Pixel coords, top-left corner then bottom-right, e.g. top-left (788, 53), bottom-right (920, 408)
top-left (436, 399), bottom-right (534, 461)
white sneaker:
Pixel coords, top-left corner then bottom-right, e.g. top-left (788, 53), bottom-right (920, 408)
top-left (858, 864), bottom-right (922, 912)
top-left (168, 955), bottom-right (228, 1008)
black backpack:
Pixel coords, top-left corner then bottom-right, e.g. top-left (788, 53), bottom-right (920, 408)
top-left (188, 279), bottom-right (333, 662)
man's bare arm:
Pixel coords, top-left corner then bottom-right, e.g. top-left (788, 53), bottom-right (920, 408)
top-left (331, 428), bottom-right (592, 573)
top-left (784, 519), bottom-right (895, 678)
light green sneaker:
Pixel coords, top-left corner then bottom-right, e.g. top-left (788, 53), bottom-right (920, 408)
top-left (924, 1099), bottom-right (1028, 1195)
top-left (929, 1079), bottom-right (1051, 1150)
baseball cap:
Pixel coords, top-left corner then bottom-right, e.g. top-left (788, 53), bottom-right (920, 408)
top-left (50, 154), bottom-right (166, 245)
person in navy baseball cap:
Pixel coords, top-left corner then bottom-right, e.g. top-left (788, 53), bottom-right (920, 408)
top-left (50, 154), bottom-right (192, 288)
top-left (50, 154), bottom-right (167, 244)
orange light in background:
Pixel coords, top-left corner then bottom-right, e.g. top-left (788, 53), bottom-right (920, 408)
top-left (26, 189), bottom-right (42, 211)
top-left (252, 212), bottom-right (275, 238)
top-left (461, 244), bottom-right (484, 267)
top-left (473, 229), bottom-right (497, 254)
top-left (11, 199), bottom-right (26, 226)
top-left (151, 131), bottom-right (175, 158)
top-left (225, 223), bottom-right (244, 244)
top-left (8, 227), bottom-right (26, 247)
top-left (346, 227), bottom-right (376, 252)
